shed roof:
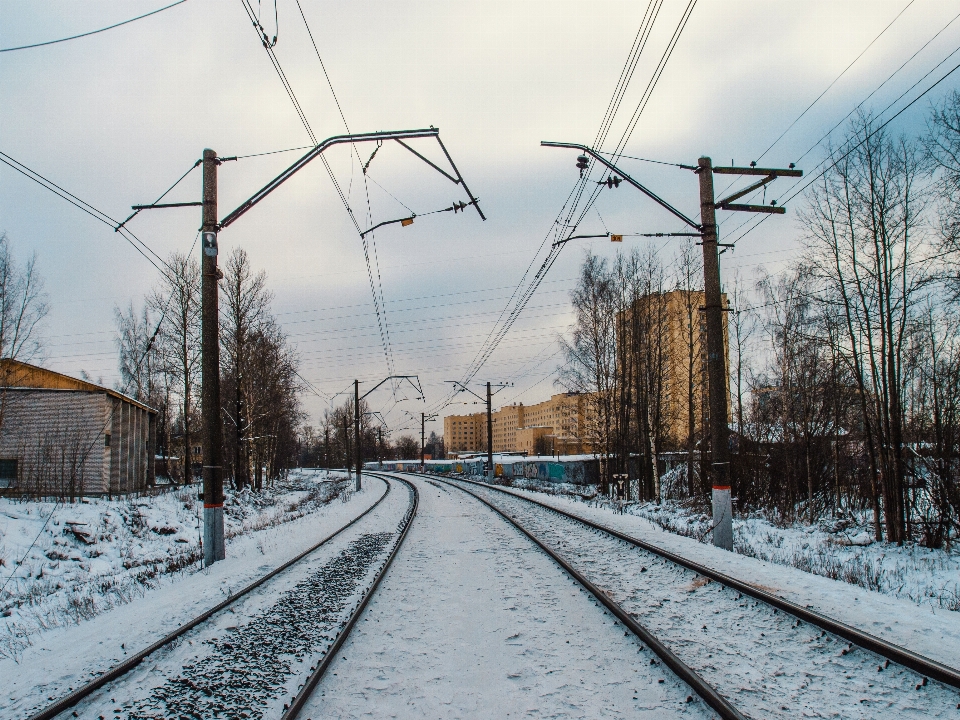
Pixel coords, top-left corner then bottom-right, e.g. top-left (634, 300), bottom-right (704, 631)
top-left (0, 359), bottom-right (157, 414)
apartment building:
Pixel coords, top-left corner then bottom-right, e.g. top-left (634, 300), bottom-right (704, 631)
top-left (443, 412), bottom-right (486, 453)
top-left (617, 289), bottom-right (729, 446)
top-left (445, 392), bottom-right (593, 456)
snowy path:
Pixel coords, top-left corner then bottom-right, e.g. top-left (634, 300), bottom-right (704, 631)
top-left (301, 474), bottom-right (714, 719)
top-left (446, 477), bottom-right (960, 719)
top-left (1, 475), bottom-right (396, 720)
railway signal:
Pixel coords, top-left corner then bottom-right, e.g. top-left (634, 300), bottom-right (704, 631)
top-left (541, 140), bottom-right (801, 551)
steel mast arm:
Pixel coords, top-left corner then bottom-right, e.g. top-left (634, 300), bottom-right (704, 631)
top-left (540, 141), bottom-right (701, 232)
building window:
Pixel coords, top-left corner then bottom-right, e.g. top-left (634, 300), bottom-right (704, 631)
top-left (0, 458), bottom-right (17, 488)
top-left (104, 433), bottom-right (111, 447)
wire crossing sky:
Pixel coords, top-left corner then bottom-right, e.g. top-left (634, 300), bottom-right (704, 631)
top-left (2, 0), bottom-right (959, 439)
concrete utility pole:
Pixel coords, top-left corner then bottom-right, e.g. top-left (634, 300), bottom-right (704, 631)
top-left (445, 380), bottom-right (510, 479)
top-left (354, 379), bottom-right (362, 492)
top-left (201, 149), bottom-right (225, 566)
top-left (421, 412), bottom-right (437, 468)
top-left (697, 157), bottom-right (732, 551)
top-left (486, 382), bottom-right (494, 481)
top-left (540, 140), bottom-right (801, 552)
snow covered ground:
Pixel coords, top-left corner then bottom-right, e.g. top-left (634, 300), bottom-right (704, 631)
top-left (498, 475), bottom-right (960, 613)
top-left (304, 474), bottom-right (713, 719)
top-left (448, 476), bottom-right (960, 719)
top-left (462, 477), bottom-right (960, 674)
top-left (0, 469), bottom-right (380, 718)
top-left (0, 468), bottom-right (353, 663)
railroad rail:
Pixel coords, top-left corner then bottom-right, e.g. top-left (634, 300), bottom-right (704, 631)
top-left (420, 473), bottom-right (747, 720)
top-left (428, 472), bottom-right (960, 691)
top-left (282, 473), bottom-right (419, 719)
top-left (27, 473), bottom-right (415, 720)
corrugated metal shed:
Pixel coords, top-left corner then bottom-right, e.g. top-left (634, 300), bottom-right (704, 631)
top-left (0, 360), bottom-right (156, 496)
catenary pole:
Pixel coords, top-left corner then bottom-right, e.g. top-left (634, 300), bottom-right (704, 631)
top-left (486, 381), bottom-right (494, 480)
top-left (697, 157), bottom-right (732, 551)
top-left (421, 412), bottom-right (426, 468)
top-left (354, 380), bottom-right (361, 491)
top-left (201, 149), bottom-right (225, 566)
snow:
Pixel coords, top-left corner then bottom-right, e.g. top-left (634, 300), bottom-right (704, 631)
top-left (0, 471), bottom-right (381, 718)
top-left (447, 477), bottom-right (960, 719)
top-left (303, 474), bottom-right (713, 719)
top-left (464, 478), bottom-right (960, 674)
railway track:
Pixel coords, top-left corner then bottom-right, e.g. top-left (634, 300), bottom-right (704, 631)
top-left (26, 472), bottom-right (417, 720)
top-left (414, 472), bottom-right (960, 719)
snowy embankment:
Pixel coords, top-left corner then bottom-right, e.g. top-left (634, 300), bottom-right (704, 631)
top-left (497, 475), bottom-right (960, 613)
top-left (0, 468), bottom-right (350, 661)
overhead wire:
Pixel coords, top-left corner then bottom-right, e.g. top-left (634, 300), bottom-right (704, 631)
top-left (237, 0), bottom-right (397, 381)
top-left (728, 49), bottom-right (960, 249)
top-left (0, 0), bottom-right (189, 53)
top-left (0, 150), bottom-right (175, 278)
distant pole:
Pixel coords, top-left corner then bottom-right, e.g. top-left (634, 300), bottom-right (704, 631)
top-left (697, 156), bottom-right (732, 551)
top-left (421, 412), bottom-right (426, 468)
top-left (354, 380), bottom-right (362, 491)
top-left (486, 381), bottom-right (493, 480)
top-left (378, 425), bottom-right (383, 468)
top-left (201, 148), bottom-right (225, 567)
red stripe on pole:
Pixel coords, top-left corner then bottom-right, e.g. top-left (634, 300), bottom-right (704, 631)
top-left (712, 486), bottom-right (731, 491)
top-left (203, 503), bottom-right (224, 509)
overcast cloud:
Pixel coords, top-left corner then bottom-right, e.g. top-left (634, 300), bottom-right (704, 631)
top-left (2, 0), bottom-right (958, 437)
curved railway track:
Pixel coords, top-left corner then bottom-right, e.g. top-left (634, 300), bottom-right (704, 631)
top-left (411, 472), bottom-right (960, 719)
top-left (26, 472), bottom-right (417, 720)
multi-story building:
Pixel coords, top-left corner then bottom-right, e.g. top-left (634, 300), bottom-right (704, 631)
top-left (617, 289), bottom-right (729, 447)
top-left (445, 392), bottom-right (594, 456)
top-left (443, 412), bottom-right (486, 453)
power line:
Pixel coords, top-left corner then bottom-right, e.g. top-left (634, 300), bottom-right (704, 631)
top-left (754, 0), bottom-right (917, 165)
top-left (0, 150), bottom-right (174, 278)
top-left (0, 0), bottom-right (189, 53)
top-left (729, 54), bottom-right (960, 249)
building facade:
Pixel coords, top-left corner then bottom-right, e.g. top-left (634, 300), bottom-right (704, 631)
top-left (618, 289), bottom-right (729, 448)
top-left (445, 392), bottom-right (594, 456)
top-left (0, 360), bottom-right (157, 496)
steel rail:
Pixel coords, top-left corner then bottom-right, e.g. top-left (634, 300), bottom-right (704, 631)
top-left (283, 473), bottom-right (420, 719)
top-left (414, 473), bottom-right (747, 720)
top-left (440, 473), bottom-right (960, 691)
top-left (28, 474), bottom-right (394, 720)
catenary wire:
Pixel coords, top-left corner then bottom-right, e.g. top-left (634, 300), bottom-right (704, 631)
top-left (0, 0), bottom-right (189, 52)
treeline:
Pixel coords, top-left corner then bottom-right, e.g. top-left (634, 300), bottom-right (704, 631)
top-left (116, 247), bottom-right (301, 489)
top-left (297, 397), bottom-right (444, 469)
top-left (563, 97), bottom-right (960, 548)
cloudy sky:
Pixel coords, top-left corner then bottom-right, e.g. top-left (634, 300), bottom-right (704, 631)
top-left (2, 0), bottom-right (958, 439)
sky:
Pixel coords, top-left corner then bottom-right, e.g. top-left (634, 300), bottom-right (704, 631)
top-left (2, 0), bottom-right (959, 441)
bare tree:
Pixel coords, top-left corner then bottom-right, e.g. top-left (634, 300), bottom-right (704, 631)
top-left (150, 253), bottom-right (201, 483)
top-left (220, 248), bottom-right (271, 490)
top-left (803, 114), bottom-right (929, 543)
top-left (558, 252), bottom-right (618, 493)
top-left (0, 233), bottom-right (49, 439)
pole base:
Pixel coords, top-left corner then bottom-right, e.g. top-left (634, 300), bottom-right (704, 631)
top-left (356, 473), bottom-right (362, 492)
top-left (711, 487), bottom-right (733, 551)
top-left (203, 505), bottom-right (225, 566)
